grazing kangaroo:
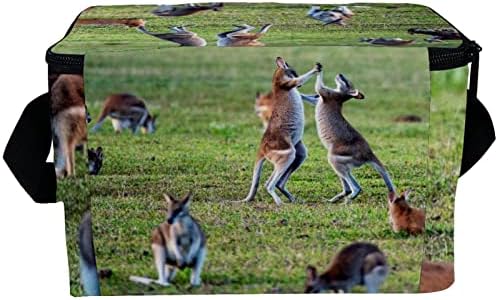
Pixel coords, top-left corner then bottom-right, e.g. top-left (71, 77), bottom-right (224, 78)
top-left (313, 69), bottom-right (396, 202)
top-left (242, 57), bottom-right (320, 205)
top-left (130, 193), bottom-right (207, 287)
top-left (79, 211), bottom-right (100, 296)
top-left (419, 261), bottom-right (454, 293)
top-left (305, 242), bottom-right (388, 293)
top-left (217, 24), bottom-right (272, 47)
top-left (91, 93), bottom-right (156, 134)
top-left (51, 74), bottom-right (88, 178)
top-left (76, 18), bottom-right (145, 27)
top-left (87, 147), bottom-right (104, 175)
top-left (137, 26), bottom-right (207, 47)
top-left (152, 3), bottom-right (223, 17)
top-left (388, 190), bottom-right (425, 235)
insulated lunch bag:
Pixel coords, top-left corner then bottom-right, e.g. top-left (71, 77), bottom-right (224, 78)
top-left (4, 2), bottom-right (495, 296)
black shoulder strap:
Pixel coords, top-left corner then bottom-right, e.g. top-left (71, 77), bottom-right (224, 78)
top-left (460, 43), bottom-right (495, 176)
top-left (3, 93), bottom-right (56, 203)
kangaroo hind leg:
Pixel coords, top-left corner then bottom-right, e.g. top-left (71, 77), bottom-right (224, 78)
top-left (265, 148), bottom-right (296, 206)
top-left (276, 141), bottom-right (307, 202)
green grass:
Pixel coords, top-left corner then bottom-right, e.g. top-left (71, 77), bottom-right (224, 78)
top-left (57, 46), bottom-right (465, 295)
top-left (53, 3), bottom-right (462, 54)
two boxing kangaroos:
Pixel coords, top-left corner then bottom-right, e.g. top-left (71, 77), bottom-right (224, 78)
top-left (243, 57), bottom-right (395, 205)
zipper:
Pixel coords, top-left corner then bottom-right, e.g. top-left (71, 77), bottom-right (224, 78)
top-left (46, 40), bottom-right (482, 74)
top-left (428, 40), bottom-right (481, 71)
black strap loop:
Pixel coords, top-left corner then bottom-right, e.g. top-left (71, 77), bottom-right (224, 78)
top-left (460, 44), bottom-right (495, 176)
top-left (3, 93), bottom-right (56, 203)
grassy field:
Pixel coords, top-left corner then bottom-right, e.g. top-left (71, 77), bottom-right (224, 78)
top-left (53, 3), bottom-right (462, 54)
top-left (57, 46), bottom-right (465, 295)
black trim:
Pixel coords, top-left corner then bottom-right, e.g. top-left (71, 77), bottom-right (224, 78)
top-left (460, 49), bottom-right (495, 176)
top-left (3, 93), bottom-right (56, 203)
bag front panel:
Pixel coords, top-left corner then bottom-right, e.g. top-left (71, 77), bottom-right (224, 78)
top-left (77, 46), bottom-right (430, 295)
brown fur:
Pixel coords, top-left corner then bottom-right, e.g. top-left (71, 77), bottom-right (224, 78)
top-left (388, 190), bottom-right (425, 235)
top-left (76, 18), bottom-right (145, 27)
top-left (419, 261), bottom-right (454, 293)
top-left (51, 74), bottom-right (87, 178)
top-left (94, 93), bottom-right (155, 133)
top-left (96, 93), bottom-right (146, 121)
top-left (305, 242), bottom-right (388, 293)
top-left (255, 91), bottom-right (273, 128)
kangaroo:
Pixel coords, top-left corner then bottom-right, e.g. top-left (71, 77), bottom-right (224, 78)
top-left (137, 26), bottom-right (207, 47)
top-left (152, 3), bottom-right (223, 17)
top-left (217, 24), bottom-right (272, 47)
top-left (241, 58), bottom-right (320, 205)
top-left (79, 211), bottom-right (101, 296)
top-left (313, 69), bottom-right (396, 203)
top-left (51, 74), bottom-right (88, 178)
top-left (305, 242), bottom-right (388, 293)
top-left (87, 147), bottom-right (104, 175)
top-left (419, 261), bottom-right (454, 293)
top-left (76, 18), bottom-right (145, 27)
top-left (255, 92), bottom-right (320, 129)
top-left (388, 190), bottom-right (425, 235)
top-left (307, 6), bottom-right (348, 26)
top-left (360, 37), bottom-right (415, 46)
top-left (91, 93), bottom-right (156, 134)
top-left (139, 193), bottom-right (207, 287)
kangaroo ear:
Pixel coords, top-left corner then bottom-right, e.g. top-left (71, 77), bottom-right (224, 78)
top-left (164, 193), bottom-right (175, 204)
top-left (276, 57), bottom-right (288, 69)
top-left (388, 191), bottom-right (397, 203)
top-left (403, 189), bottom-right (411, 200)
top-left (256, 91), bottom-right (261, 98)
top-left (306, 265), bottom-right (318, 282)
top-left (182, 192), bottom-right (193, 207)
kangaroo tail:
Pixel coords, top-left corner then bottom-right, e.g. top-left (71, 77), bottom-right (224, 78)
top-left (129, 275), bottom-right (156, 286)
top-left (242, 155), bottom-right (265, 202)
top-left (79, 211), bottom-right (101, 296)
top-left (370, 157), bottom-right (396, 193)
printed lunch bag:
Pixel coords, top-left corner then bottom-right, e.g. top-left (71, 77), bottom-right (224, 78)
top-left (4, 2), bottom-right (495, 296)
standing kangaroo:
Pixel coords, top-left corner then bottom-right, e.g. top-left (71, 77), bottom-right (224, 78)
top-left (314, 69), bottom-right (395, 202)
top-left (242, 57), bottom-right (321, 205)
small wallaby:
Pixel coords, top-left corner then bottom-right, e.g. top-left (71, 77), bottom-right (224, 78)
top-left (241, 57), bottom-right (320, 205)
top-left (91, 93), bottom-right (156, 134)
top-left (419, 261), bottom-right (454, 293)
top-left (388, 190), bottom-right (425, 235)
top-left (51, 74), bottom-right (88, 178)
top-left (87, 147), bottom-right (104, 175)
top-left (313, 68), bottom-right (396, 203)
top-left (305, 242), bottom-right (388, 293)
top-left (149, 193), bottom-right (206, 287)
top-left (79, 211), bottom-right (101, 296)
top-left (255, 92), bottom-right (319, 130)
